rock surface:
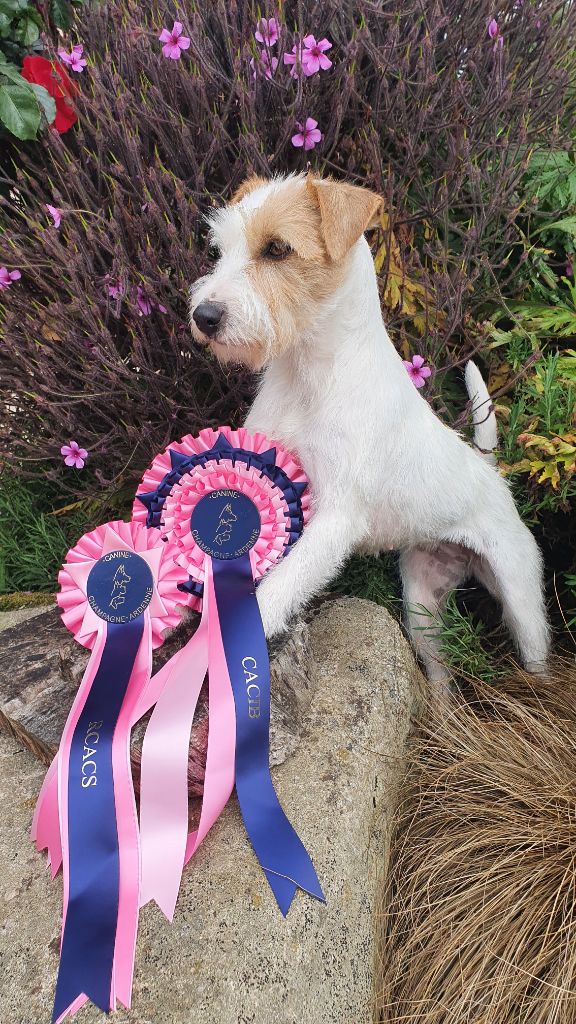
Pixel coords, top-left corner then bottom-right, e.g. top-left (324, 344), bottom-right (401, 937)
top-left (0, 597), bottom-right (422, 1024)
top-left (0, 604), bottom-right (49, 633)
top-left (0, 607), bottom-right (314, 794)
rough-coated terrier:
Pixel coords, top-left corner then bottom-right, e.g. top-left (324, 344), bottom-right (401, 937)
top-left (189, 173), bottom-right (550, 687)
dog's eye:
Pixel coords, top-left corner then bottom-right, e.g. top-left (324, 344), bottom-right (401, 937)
top-left (262, 239), bottom-right (292, 261)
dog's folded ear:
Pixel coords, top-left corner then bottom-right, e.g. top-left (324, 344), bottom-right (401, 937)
top-left (307, 177), bottom-right (383, 261)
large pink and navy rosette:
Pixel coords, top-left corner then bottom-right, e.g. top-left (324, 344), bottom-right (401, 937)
top-left (132, 426), bottom-right (324, 919)
top-left (32, 521), bottom-right (186, 1022)
top-left (31, 429), bottom-right (324, 1024)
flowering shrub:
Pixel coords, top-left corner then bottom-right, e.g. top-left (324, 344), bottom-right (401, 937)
top-left (0, 0), bottom-right (81, 141)
top-left (1, 0), bottom-right (576, 508)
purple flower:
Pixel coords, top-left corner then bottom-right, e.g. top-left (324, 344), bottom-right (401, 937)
top-left (0, 267), bottom-right (21, 289)
top-left (46, 204), bottom-right (63, 228)
top-left (255, 17), bottom-right (279, 46)
top-left (301, 34), bottom-right (332, 76)
top-left (283, 42), bottom-right (304, 78)
top-left (403, 354), bottom-right (432, 389)
top-left (136, 285), bottom-right (167, 315)
top-left (60, 440), bottom-right (88, 469)
top-left (107, 277), bottom-right (125, 299)
top-left (487, 18), bottom-right (503, 48)
top-left (291, 117), bottom-right (322, 151)
top-left (57, 43), bottom-right (87, 73)
top-left (159, 21), bottom-right (190, 60)
top-left (250, 51), bottom-right (279, 80)
top-left (136, 286), bottom-right (152, 315)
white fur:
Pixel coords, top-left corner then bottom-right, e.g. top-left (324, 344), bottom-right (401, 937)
top-left (190, 177), bottom-right (551, 687)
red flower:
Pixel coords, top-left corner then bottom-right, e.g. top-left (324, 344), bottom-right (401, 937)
top-left (20, 55), bottom-right (79, 134)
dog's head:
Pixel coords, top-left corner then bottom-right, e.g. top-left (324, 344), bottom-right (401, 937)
top-left (189, 173), bottom-right (382, 369)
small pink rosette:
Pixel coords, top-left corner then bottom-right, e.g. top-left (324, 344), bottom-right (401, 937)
top-left (32, 521), bottom-right (186, 1022)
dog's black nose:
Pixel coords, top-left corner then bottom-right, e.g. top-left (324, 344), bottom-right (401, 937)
top-left (192, 301), bottom-right (226, 337)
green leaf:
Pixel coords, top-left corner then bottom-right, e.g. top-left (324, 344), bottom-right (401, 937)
top-left (540, 216), bottom-right (576, 236)
top-left (49, 0), bottom-right (71, 30)
top-left (0, 13), bottom-right (10, 34)
top-left (14, 11), bottom-right (40, 45)
top-left (28, 81), bottom-right (55, 125)
top-left (0, 0), bottom-right (28, 15)
top-left (0, 78), bottom-right (40, 138)
top-left (0, 59), bottom-right (27, 83)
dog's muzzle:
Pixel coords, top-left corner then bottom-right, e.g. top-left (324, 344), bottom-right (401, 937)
top-left (192, 300), bottom-right (226, 338)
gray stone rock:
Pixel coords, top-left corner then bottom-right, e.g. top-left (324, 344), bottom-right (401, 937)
top-left (0, 597), bottom-right (422, 1024)
top-left (0, 605), bottom-right (49, 633)
top-left (0, 607), bottom-right (315, 796)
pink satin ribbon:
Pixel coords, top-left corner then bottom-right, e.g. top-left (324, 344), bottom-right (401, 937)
top-left (33, 563), bottom-right (237, 933)
top-left (42, 617), bottom-right (154, 1020)
top-left (138, 560), bottom-right (236, 918)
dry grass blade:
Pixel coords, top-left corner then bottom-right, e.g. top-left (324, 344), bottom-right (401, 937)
top-left (377, 660), bottom-right (576, 1023)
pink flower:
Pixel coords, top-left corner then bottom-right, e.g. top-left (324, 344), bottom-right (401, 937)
top-left (255, 17), bottom-right (279, 46)
top-left (487, 18), bottom-right (503, 48)
top-left (566, 258), bottom-right (573, 277)
top-left (250, 51), bottom-right (279, 80)
top-left (301, 34), bottom-right (332, 76)
top-left (283, 42), bottom-right (304, 78)
top-left (60, 440), bottom-right (88, 469)
top-left (57, 43), bottom-right (87, 73)
top-left (0, 267), bottom-right (21, 289)
top-left (291, 117), bottom-right (322, 151)
top-left (136, 285), bottom-right (167, 315)
top-left (403, 354), bottom-right (432, 389)
top-left (159, 21), bottom-right (190, 60)
top-left (46, 204), bottom-right (63, 228)
top-left (107, 278), bottom-right (125, 299)
top-left (136, 286), bottom-right (152, 315)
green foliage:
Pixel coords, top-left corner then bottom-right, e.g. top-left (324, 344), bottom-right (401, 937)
top-left (330, 553), bottom-right (400, 615)
top-left (0, 0), bottom-right (82, 140)
top-left (523, 150), bottom-right (576, 211)
top-left (497, 354), bottom-right (576, 508)
top-left (0, 474), bottom-right (91, 593)
top-left (437, 593), bottom-right (505, 684)
top-left (0, 57), bottom-right (56, 141)
top-left (0, 0), bottom-right (43, 64)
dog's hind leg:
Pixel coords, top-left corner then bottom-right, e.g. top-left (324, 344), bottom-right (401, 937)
top-left (400, 544), bottom-right (472, 693)
top-left (467, 526), bottom-right (550, 672)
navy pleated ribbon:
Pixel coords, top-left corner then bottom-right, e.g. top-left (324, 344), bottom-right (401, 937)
top-left (53, 616), bottom-right (144, 1021)
top-left (212, 555), bottom-right (325, 915)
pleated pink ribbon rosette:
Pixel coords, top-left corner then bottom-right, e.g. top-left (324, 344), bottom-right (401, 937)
top-left (131, 425), bottom-right (323, 920)
top-left (32, 520), bottom-right (187, 1022)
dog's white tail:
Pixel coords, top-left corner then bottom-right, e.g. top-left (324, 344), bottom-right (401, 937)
top-left (464, 360), bottom-right (498, 463)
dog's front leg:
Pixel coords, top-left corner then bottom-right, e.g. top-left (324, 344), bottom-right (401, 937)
top-left (256, 509), bottom-right (358, 638)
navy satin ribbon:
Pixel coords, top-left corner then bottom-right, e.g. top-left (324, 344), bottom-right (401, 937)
top-left (212, 555), bottom-right (325, 915)
top-left (53, 616), bottom-right (144, 1021)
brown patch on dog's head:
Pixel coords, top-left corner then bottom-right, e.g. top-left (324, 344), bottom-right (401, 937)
top-left (307, 177), bottom-right (383, 261)
top-left (191, 174), bottom-right (383, 368)
top-left (229, 175), bottom-right (269, 205)
top-left (238, 176), bottom-right (346, 359)
top-left (239, 175), bottom-right (383, 359)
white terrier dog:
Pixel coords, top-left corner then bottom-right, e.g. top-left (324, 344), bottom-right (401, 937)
top-left (189, 173), bottom-right (550, 686)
